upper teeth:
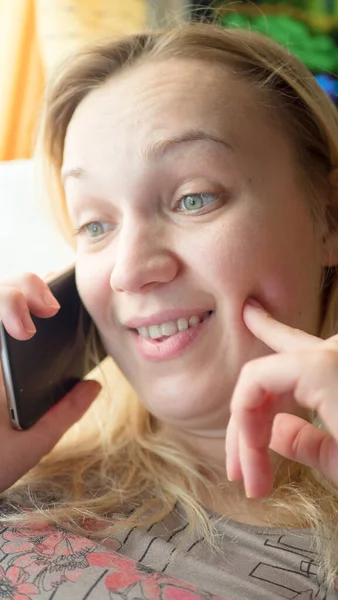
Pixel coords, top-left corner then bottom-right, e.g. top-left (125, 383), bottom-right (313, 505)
top-left (137, 314), bottom-right (205, 340)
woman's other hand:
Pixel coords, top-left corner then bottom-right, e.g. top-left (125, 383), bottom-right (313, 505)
top-left (226, 300), bottom-right (338, 498)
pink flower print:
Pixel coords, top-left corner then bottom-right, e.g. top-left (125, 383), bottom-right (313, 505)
top-left (2, 526), bottom-right (97, 592)
top-left (88, 552), bottom-right (160, 598)
top-left (87, 552), bottom-right (225, 600)
top-left (2, 525), bottom-right (94, 559)
top-left (0, 565), bottom-right (38, 600)
top-left (1, 528), bottom-right (47, 556)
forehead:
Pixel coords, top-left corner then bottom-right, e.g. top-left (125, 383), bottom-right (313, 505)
top-left (63, 59), bottom-right (272, 161)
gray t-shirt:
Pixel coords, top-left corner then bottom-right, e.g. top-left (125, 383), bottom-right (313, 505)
top-left (105, 503), bottom-right (337, 599)
top-left (0, 500), bottom-right (336, 599)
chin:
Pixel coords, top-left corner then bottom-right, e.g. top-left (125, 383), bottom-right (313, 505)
top-left (142, 389), bottom-right (228, 427)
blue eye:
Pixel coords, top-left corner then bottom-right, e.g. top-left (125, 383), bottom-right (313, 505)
top-left (86, 222), bottom-right (105, 237)
top-left (179, 193), bottom-right (220, 212)
top-left (75, 221), bottom-right (113, 239)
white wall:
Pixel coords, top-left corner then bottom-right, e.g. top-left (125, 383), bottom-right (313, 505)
top-left (0, 160), bottom-right (74, 278)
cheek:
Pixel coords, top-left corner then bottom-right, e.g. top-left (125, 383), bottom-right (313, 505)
top-left (192, 214), bottom-right (320, 322)
top-left (190, 219), bottom-right (266, 294)
top-left (75, 256), bottom-right (112, 327)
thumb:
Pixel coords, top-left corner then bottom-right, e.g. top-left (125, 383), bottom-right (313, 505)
top-left (20, 379), bottom-right (101, 467)
top-left (0, 380), bottom-right (101, 493)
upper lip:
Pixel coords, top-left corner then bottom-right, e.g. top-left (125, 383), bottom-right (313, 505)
top-left (124, 308), bottom-right (213, 329)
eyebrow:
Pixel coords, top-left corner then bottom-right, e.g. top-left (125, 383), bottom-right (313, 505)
top-left (61, 129), bottom-right (233, 185)
top-left (61, 166), bottom-right (86, 185)
top-left (143, 129), bottom-right (233, 161)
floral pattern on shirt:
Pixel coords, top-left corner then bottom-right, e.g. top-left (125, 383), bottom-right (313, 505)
top-left (88, 551), bottom-right (221, 600)
top-left (0, 524), bottom-right (227, 600)
top-left (0, 564), bottom-right (38, 600)
top-left (1, 524), bottom-right (96, 591)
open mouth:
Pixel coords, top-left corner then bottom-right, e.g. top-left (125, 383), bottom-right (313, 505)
top-left (134, 310), bottom-right (214, 342)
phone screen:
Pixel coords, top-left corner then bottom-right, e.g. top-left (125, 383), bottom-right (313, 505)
top-left (0, 267), bottom-right (106, 429)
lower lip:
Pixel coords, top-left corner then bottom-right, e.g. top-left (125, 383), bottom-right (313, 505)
top-left (131, 313), bottom-right (213, 362)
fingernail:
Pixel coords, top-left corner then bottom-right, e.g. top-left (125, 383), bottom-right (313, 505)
top-left (42, 290), bottom-right (60, 309)
top-left (22, 311), bottom-right (36, 333)
top-left (43, 272), bottom-right (56, 282)
top-left (73, 380), bottom-right (102, 409)
top-left (226, 464), bottom-right (235, 482)
top-left (85, 380), bottom-right (102, 395)
top-left (246, 298), bottom-right (263, 309)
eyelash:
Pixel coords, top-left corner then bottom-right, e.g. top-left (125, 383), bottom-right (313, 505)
top-left (73, 192), bottom-right (224, 240)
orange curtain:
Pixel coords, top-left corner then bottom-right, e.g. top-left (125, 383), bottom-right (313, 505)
top-left (0, 0), bottom-right (44, 160)
top-left (0, 0), bottom-right (146, 161)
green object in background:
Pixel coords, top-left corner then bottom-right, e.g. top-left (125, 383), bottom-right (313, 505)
top-left (220, 12), bottom-right (338, 73)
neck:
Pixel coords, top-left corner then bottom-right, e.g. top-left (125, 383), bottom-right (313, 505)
top-left (159, 423), bottom-right (305, 528)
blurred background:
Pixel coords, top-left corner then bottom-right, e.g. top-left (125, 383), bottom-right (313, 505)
top-left (0, 0), bottom-right (337, 277)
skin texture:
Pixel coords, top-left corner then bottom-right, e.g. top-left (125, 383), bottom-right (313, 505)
top-left (62, 58), bottom-right (334, 480)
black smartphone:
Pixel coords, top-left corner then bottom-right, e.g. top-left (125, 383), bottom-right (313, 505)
top-left (0, 267), bottom-right (106, 430)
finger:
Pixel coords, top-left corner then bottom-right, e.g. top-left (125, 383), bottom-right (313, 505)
top-left (230, 354), bottom-right (299, 497)
top-left (236, 391), bottom-right (289, 498)
top-left (231, 350), bottom-right (338, 496)
top-left (225, 415), bottom-right (243, 482)
top-left (234, 349), bottom-right (338, 445)
top-left (0, 380), bottom-right (101, 493)
top-left (0, 287), bottom-right (37, 339)
top-left (239, 433), bottom-right (274, 498)
top-left (0, 273), bottom-right (60, 317)
top-left (271, 413), bottom-right (338, 486)
top-left (231, 353), bottom-right (299, 420)
top-left (243, 300), bottom-right (320, 353)
top-left (42, 272), bottom-right (57, 282)
top-left (31, 379), bottom-right (101, 453)
top-left (0, 279), bottom-right (60, 340)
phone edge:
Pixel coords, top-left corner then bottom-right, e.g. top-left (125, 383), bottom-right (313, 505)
top-left (0, 322), bottom-right (23, 430)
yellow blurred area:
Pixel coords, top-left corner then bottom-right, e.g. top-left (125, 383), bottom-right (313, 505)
top-left (0, 0), bottom-right (146, 160)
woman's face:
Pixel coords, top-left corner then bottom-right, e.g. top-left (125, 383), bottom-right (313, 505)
top-left (62, 59), bottom-right (326, 434)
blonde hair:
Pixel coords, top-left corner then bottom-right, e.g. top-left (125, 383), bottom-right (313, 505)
top-left (2, 22), bottom-right (338, 589)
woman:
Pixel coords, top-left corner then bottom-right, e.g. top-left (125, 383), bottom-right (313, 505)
top-left (0, 23), bottom-right (338, 599)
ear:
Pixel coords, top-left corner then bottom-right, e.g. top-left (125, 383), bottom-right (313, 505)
top-left (321, 168), bottom-right (338, 267)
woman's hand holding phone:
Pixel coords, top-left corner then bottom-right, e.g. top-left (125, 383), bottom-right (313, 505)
top-left (0, 273), bottom-right (101, 493)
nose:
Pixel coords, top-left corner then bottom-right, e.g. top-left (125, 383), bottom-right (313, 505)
top-left (110, 218), bottom-right (179, 294)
